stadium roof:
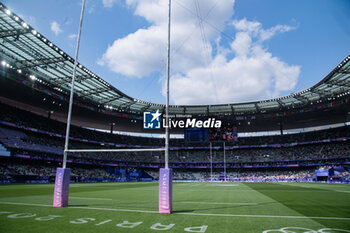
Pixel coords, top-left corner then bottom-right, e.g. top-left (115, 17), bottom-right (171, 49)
top-left (1, 3), bottom-right (350, 116)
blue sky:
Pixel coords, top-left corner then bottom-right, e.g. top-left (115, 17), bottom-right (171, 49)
top-left (3, 0), bottom-right (350, 105)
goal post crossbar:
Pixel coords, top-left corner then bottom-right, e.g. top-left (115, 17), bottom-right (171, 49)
top-left (65, 148), bottom-right (166, 153)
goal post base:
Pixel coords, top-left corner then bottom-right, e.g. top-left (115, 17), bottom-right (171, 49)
top-left (53, 168), bottom-right (71, 207)
top-left (158, 168), bottom-right (173, 214)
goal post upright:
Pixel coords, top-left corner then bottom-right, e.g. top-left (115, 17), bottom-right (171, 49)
top-left (51, 0), bottom-right (174, 212)
top-left (210, 142), bottom-right (213, 182)
top-left (164, 0), bottom-right (171, 171)
top-left (159, 0), bottom-right (173, 214)
top-left (223, 141), bottom-right (226, 182)
top-left (62, 0), bottom-right (86, 169)
top-left (53, 0), bottom-right (86, 208)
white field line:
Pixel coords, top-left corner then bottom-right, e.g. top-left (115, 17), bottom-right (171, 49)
top-left (135, 188), bottom-right (327, 192)
top-left (179, 201), bottom-right (257, 205)
top-left (0, 201), bottom-right (349, 221)
top-left (206, 184), bottom-right (240, 187)
top-left (69, 199), bottom-right (257, 205)
top-left (0, 201), bottom-right (157, 214)
top-left (70, 197), bottom-right (112, 201)
top-left (69, 183), bottom-right (152, 188)
top-left (181, 189), bottom-right (333, 192)
top-left (68, 206), bottom-right (157, 214)
top-left (0, 202), bottom-right (52, 208)
top-left (335, 190), bottom-right (350, 194)
top-left (174, 212), bottom-right (350, 220)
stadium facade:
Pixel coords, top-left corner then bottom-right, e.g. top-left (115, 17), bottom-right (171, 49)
top-left (0, 3), bottom-right (350, 134)
top-left (0, 3), bottom-right (349, 184)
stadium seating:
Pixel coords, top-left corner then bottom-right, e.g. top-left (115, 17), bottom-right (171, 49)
top-left (0, 102), bottom-right (349, 183)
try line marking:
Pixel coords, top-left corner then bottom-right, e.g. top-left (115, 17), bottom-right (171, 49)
top-left (0, 201), bottom-right (349, 221)
top-left (206, 184), bottom-right (240, 187)
top-left (55, 198), bottom-right (256, 205)
top-left (70, 197), bottom-right (113, 201)
top-left (58, 198), bottom-right (256, 205)
top-left (335, 190), bottom-right (350, 194)
top-left (179, 201), bottom-right (257, 205)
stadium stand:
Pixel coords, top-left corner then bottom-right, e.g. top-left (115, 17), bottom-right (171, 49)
top-left (0, 101), bottom-right (349, 183)
top-left (0, 2), bottom-right (349, 184)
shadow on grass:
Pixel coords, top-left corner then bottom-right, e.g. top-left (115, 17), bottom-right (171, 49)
top-left (68, 204), bottom-right (89, 207)
top-left (173, 201), bottom-right (276, 213)
top-left (172, 209), bottom-right (196, 213)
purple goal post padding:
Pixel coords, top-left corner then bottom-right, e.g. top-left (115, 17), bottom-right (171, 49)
top-left (159, 168), bottom-right (173, 214)
top-left (53, 168), bottom-right (71, 207)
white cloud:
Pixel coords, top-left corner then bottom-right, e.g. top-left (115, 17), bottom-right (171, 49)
top-left (232, 18), bottom-right (296, 42)
top-left (100, 26), bottom-right (166, 77)
top-left (102, 0), bottom-right (117, 8)
top-left (68, 34), bottom-right (77, 40)
top-left (88, 4), bottom-right (96, 14)
top-left (231, 32), bottom-right (252, 57)
top-left (170, 52), bottom-right (300, 105)
top-left (100, 0), bottom-right (234, 78)
top-left (169, 18), bottom-right (300, 104)
top-left (170, 19), bottom-right (300, 104)
top-left (50, 21), bottom-right (62, 36)
top-left (99, 0), bottom-right (300, 105)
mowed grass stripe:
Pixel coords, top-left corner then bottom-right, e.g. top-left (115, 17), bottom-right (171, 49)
top-left (1, 182), bottom-right (349, 233)
top-left (244, 182), bottom-right (350, 229)
top-left (1, 182), bottom-right (342, 215)
top-left (0, 182), bottom-right (350, 233)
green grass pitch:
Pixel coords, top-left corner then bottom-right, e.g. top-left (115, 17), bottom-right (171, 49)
top-left (0, 182), bottom-right (349, 233)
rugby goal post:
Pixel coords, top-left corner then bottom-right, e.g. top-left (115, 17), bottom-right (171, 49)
top-left (54, 0), bottom-right (174, 214)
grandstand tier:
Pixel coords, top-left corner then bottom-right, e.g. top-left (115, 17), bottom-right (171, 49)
top-left (0, 101), bottom-right (349, 183)
top-left (0, 3), bottom-right (350, 134)
top-left (0, 0), bottom-right (349, 196)
top-left (0, 2), bottom-right (349, 233)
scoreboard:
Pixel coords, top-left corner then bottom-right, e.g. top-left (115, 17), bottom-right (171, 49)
top-left (184, 128), bottom-right (209, 143)
top-left (184, 127), bottom-right (238, 143)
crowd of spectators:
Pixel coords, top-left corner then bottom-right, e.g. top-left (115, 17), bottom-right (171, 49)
top-left (1, 125), bottom-right (348, 164)
top-left (0, 102), bottom-right (349, 183)
top-left (0, 162), bottom-right (115, 183)
top-left (1, 102), bottom-right (350, 149)
top-left (1, 161), bottom-right (349, 183)
top-left (145, 169), bottom-right (316, 181)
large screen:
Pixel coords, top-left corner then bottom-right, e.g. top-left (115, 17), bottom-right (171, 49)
top-left (184, 128), bottom-right (209, 143)
top-left (209, 126), bottom-right (238, 141)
